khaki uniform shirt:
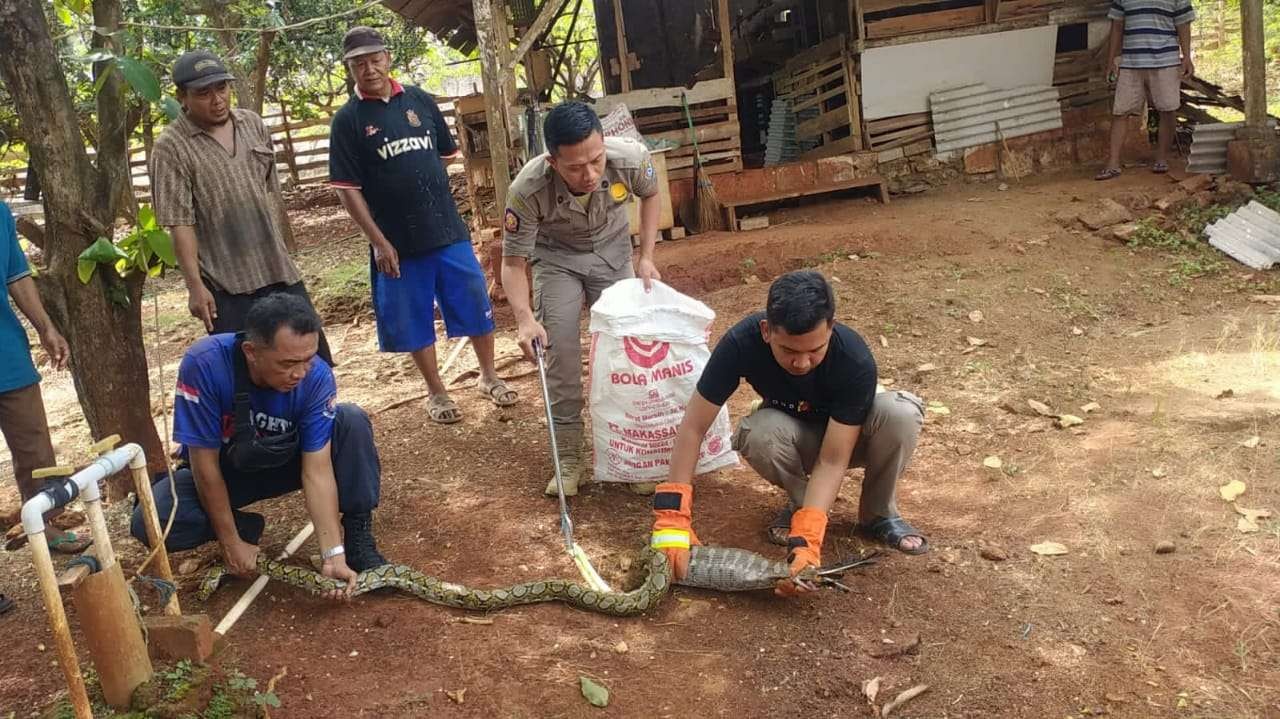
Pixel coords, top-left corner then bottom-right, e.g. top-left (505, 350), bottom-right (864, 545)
top-left (502, 137), bottom-right (657, 273)
top-left (151, 109), bottom-right (299, 295)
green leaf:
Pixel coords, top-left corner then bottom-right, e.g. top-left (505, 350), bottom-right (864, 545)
top-left (115, 56), bottom-right (161, 103)
top-left (159, 97), bottom-right (181, 122)
top-left (138, 204), bottom-right (156, 230)
top-left (79, 49), bottom-right (115, 63)
top-left (145, 229), bottom-right (177, 266)
top-left (147, 263), bottom-right (164, 278)
top-left (78, 237), bottom-right (127, 265)
top-left (579, 676), bottom-right (609, 708)
top-left (92, 59), bottom-right (114, 95)
top-left (54, 3), bottom-right (73, 26)
top-left (77, 260), bottom-right (97, 284)
top-left (114, 258), bottom-right (128, 275)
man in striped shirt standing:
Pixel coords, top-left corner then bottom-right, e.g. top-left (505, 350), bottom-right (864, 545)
top-left (1096, 0), bottom-right (1195, 180)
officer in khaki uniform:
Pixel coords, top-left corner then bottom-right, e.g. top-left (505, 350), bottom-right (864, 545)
top-left (502, 101), bottom-right (662, 496)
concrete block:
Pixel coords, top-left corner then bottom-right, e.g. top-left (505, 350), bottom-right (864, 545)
top-left (1227, 137), bottom-right (1280, 184)
top-left (668, 226), bottom-right (687, 240)
top-left (1079, 199), bottom-right (1134, 230)
top-left (145, 614), bottom-right (215, 663)
top-left (964, 144), bottom-right (999, 174)
top-left (738, 216), bottom-right (770, 231)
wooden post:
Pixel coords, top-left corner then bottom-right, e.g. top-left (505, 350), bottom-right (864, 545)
top-left (718, 0), bottom-right (735, 86)
top-left (1239, 0), bottom-right (1267, 130)
top-left (131, 462), bottom-right (181, 616)
top-left (506, 0), bottom-right (572, 74)
top-left (277, 101), bottom-right (302, 187)
top-left (29, 537), bottom-right (92, 719)
top-left (843, 53), bottom-right (864, 151)
top-left (611, 0), bottom-right (632, 92)
top-left (473, 0), bottom-right (512, 210)
top-left (73, 562), bottom-right (153, 709)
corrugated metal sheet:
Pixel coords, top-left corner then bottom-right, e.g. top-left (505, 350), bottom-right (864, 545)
top-left (381, 0), bottom-right (477, 54)
top-left (930, 84), bottom-right (1063, 154)
top-left (1187, 120), bottom-right (1279, 175)
top-left (1206, 200), bottom-right (1280, 270)
top-left (1187, 122), bottom-right (1240, 175)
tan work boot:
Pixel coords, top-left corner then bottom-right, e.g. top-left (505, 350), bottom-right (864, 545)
top-left (545, 450), bottom-right (587, 496)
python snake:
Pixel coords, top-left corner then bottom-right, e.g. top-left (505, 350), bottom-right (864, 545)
top-left (198, 545), bottom-right (876, 616)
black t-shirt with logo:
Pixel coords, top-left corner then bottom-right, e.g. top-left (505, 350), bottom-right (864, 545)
top-left (696, 312), bottom-right (878, 426)
top-left (329, 83), bottom-right (469, 257)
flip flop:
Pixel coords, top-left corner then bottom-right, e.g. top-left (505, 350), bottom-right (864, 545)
top-left (1094, 167), bottom-right (1122, 181)
top-left (855, 516), bottom-right (930, 555)
top-left (766, 503), bottom-right (796, 546)
top-left (0, 592), bottom-right (14, 616)
top-left (478, 379), bottom-right (518, 407)
top-left (47, 529), bottom-right (94, 555)
top-left (427, 394), bottom-right (462, 424)
top-left (1151, 161), bottom-right (1169, 174)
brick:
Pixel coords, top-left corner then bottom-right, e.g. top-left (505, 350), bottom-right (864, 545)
top-left (1079, 199), bottom-right (1134, 230)
top-left (145, 614), bottom-right (215, 663)
top-left (999, 148), bottom-right (1035, 180)
top-left (963, 144), bottom-right (999, 174)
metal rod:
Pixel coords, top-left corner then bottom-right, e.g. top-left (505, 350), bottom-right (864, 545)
top-left (215, 522), bottom-right (315, 636)
top-left (533, 341), bottom-right (574, 550)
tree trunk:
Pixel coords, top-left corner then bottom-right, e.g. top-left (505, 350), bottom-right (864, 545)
top-left (0, 0), bottom-right (166, 490)
top-left (199, 0), bottom-right (272, 114)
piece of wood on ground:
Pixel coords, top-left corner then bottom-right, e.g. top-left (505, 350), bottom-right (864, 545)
top-left (881, 684), bottom-right (930, 717)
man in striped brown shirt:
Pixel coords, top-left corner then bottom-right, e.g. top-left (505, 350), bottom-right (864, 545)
top-left (152, 50), bottom-right (332, 363)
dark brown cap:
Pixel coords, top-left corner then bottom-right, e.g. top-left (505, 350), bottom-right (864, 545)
top-left (173, 50), bottom-right (235, 89)
top-left (342, 26), bottom-right (388, 60)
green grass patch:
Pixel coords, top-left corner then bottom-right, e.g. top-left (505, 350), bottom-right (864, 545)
top-left (310, 255), bottom-right (371, 322)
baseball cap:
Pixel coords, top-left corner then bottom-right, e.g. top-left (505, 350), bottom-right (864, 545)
top-left (172, 50), bottom-right (236, 89)
top-left (342, 26), bottom-right (388, 60)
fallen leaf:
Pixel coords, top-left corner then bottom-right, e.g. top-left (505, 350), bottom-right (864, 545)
top-left (580, 676), bottom-right (610, 708)
top-left (1238, 517), bottom-right (1260, 534)
top-left (1027, 399), bottom-right (1055, 416)
top-left (983, 456), bottom-right (1004, 470)
top-left (1080, 402), bottom-right (1101, 413)
top-left (1215, 389), bottom-right (1235, 399)
top-left (870, 633), bottom-right (921, 658)
top-left (861, 676), bottom-right (881, 703)
top-left (881, 684), bottom-right (930, 717)
top-left (1234, 504), bottom-right (1272, 522)
top-left (880, 335), bottom-right (889, 348)
top-left (446, 688), bottom-right (466, 704)
top-left (1250, 294), bottom-right (1280, 304)
top-left (916, 363), bottom-right (938, 374)
top-left (1030, 541), bottom-right (1069, 556)
top-left (1057, 414), bottom-right (1085, 428)
top-left (968, 310), bottom-right (985, 323)
top-left (1154, 540), bottom-right (1176, 554)
top-left (966, 336), bottom-right (987, 346)
top-left (177, 558), bottom-right (202, 576)
top-left (1240, 436), bottom-right (1261, 449)
top-left (1031, 287), bottom-right (1047, 295)
top-left (1219, 480), bottom-right (1247, 502)
top-left (980, 545), bottom-right (1009, 561)
top-left (926, 403), bottom-right (950, 415)
top-left (1072, 326), bottom-right (1084, 336)
top-left (459, 617), bottom-right (494, 625)
top-left (1151, 468), bottom-right (1167, 478)
top-left (613, 640), bottom-right (629, 654)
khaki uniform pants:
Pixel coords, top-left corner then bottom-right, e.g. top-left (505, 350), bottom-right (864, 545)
top-left (533, 254), bottom-right (633, 445)
top-left (731, 390), bottom-right (924, 520)
top-left (0, 382), bottom-right (58, 509)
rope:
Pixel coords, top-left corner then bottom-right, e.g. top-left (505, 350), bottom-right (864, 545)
top-left (64, 554), bottom-right (102, 575)
top-left (129, 291), bottom-right (179, 589)
top-left (134, 574), bottom-right (178, 607)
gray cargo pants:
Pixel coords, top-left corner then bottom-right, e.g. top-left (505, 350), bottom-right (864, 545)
top-left (533, 254), bottom-right (634, 447)
top-left (731, 390), bottom-right (925, 521)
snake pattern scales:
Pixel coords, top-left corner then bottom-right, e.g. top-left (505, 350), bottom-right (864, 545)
top-left (198, 545), bottom-right (822, 616)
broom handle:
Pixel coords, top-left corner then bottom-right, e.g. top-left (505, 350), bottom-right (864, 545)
top-left (681, 91), bottom-right (704, 166)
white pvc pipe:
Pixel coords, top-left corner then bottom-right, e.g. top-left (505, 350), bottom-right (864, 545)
top-left (215, 522), bottom-right (314, 637)
top-left (20, 444), bottom-right (142, 538)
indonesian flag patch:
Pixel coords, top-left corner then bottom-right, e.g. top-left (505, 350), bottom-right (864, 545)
top-left (176, 381), bottom-right (200, 404)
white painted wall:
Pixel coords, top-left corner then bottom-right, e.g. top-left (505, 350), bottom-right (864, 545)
top-left (861, 26), bottom-right (1059, 120)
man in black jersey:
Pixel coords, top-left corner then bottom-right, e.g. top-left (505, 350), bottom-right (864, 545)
top-left (648, 271), bottom-right (927, 594)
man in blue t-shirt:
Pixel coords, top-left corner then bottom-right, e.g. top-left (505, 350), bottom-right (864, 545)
top-left (131, 293), bottom-right (386, 595)
top-left (0, 201), bottom-right (90, 554)
top-left (649, 271), bottom-right (927, 595)
top-left (329, 26), bottom-right (516, 426)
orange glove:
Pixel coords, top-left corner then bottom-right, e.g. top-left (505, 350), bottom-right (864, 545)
top-left (651, 482), bottom-right (700, 581)
top-left (775, 507), bottom-right (828, 597)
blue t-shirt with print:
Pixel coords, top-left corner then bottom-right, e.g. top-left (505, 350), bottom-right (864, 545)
top-left (173, 333), bottom-right (337, 454)
top-left (0, 202), bottom-right (39, 394)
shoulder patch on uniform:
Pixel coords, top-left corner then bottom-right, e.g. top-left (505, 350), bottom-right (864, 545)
top-left (644, 159), bottom-right (656, 180)
top-left (504, 208), bottom-right (520, 233)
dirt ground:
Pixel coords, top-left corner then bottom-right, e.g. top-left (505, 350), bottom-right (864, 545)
top-left (2, 166), bottom-right (1278, 718)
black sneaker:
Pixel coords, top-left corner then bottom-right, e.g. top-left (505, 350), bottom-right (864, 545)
top-left (341, 512), bottom-right (387, 571)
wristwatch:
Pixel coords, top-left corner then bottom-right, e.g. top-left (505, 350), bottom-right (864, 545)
top-left (321, 544), bottom-right (345, 561)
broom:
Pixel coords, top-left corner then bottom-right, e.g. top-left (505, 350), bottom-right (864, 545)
top-left (680, 91), bottom-right (725, 233)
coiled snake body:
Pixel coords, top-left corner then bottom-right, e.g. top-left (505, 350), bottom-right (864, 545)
top-left (199, 545), bottom-right (874, 616)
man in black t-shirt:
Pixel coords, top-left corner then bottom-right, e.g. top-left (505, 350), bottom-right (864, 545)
top-left (329, 27), bottom-right (517, 425)
top-left (648, 271), bottom-right (927, 595)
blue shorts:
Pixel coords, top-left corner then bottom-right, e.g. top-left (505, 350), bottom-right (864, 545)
top-left (371, 241), bottom-right (495, 353)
